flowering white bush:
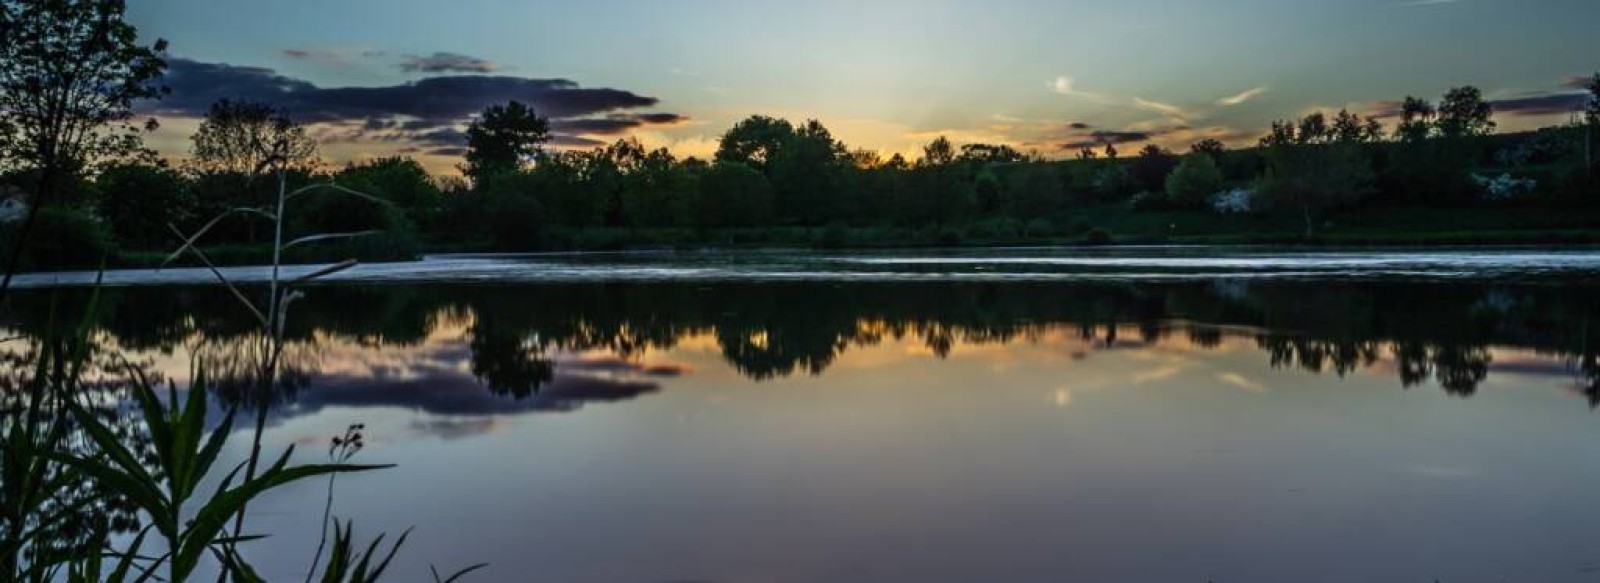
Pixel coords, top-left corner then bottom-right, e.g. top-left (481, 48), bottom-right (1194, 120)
top-left (0, 187), bottom-right (27, 224)
top-left (1209, 188), bottom-right (1253, 214)
top-left (1472, 173), bottom-right (1537, 201)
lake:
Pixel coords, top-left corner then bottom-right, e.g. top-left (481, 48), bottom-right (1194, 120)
top-left (8, 247), bottom-right (1600, 582)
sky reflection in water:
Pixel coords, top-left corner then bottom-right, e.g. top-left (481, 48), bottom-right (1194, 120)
top-left (10, 275), bottom-right (1600, 582)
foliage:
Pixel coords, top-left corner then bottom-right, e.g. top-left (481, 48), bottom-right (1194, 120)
top-left (95, 163), bottom-right (196, 248)
top-left (189, 100), bottom-right (318, 174)
top-left (1436, 86), bottom-right (1496, 140)
top-left (463, 101), bottom-right (550, 183)
top-left (0, 0), bottom-right (167, 292)
top-left (0, 207), bottom-right (111, 270)
top-left (696, 162), bottom-right (774, 229)
top-left (1471, 173), bottom-right (1538, 201)
top-left (1257, 112), bottom-right (1378, 236)
top-left (1164, 154), bottom-right (1224, 208)
top-left (1210, 188), bottom-right (1253, 214)
top-left (1130, 145), bottom-right (1178, 192)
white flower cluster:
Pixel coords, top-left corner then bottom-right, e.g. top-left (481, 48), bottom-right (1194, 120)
top-left (1210, 188), bottom-right (1253, 214)
top-left (1471, 173), bottom-right (1537, 201)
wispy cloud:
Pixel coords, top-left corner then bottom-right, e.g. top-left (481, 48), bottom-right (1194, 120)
top-left (1217, 86), bottom-right (1268, 106)
top-left (1047, 76), bottom-right (1113, 104)
top-left (1132, 97), bottom-right (1191, 122)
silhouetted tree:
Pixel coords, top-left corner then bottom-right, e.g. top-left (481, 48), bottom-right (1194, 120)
top-left (1435, 86), bottom-right (1496, 139)
top-left (1131, 144), bottom-right (1178, 192)
top-left (0, 0), bottom-right (167, 293)
top-left (189, 99), bottom-right (317, 174)
top-left (1189, 139), bottom-right (1226, 163)
top-left (920, 136), bottom-right (957, 167)
top-left (715, 115), bottom-right (795, 173)
top-left (1257, 113), bottom-right (1376, 237)
top-left (463, 100), bottom-right (550, 183)
top-left (1397, 96), bottom-right (1437, 143)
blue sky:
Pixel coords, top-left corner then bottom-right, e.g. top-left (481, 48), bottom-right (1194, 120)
top-left (128, 0), bottom-right (1599, 172)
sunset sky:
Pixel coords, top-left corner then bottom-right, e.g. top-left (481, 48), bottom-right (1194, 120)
top-left (128, 0), bottom-right (1599, 173)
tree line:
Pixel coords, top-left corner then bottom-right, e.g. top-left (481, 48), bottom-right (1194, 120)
top-left (3, 0), bottom-right (1599, 272)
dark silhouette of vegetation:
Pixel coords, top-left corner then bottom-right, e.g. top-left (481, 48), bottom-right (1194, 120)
top-left (0, 0), bottom-right (1593, 272)
top-left (0, 0), bottom-right (167, 292)
top-left (462, 100), bottom-right (550, 183)
top-left (7, 278), bottom-right (1597, 406)
top-left (190, 99), bottom-right (318, 175)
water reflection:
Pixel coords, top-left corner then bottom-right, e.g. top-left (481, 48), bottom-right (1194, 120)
top-left (4, 279), bottom-right (1597, 414)
top-left (9, 277), bottom-right (1600, 581)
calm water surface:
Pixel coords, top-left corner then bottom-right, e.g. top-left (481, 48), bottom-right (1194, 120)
top-left (10, 248), bottom-right (1600, 582)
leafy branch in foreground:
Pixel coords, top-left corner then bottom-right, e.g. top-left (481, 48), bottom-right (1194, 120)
top-left (51, 366), bottom-right (391, 582)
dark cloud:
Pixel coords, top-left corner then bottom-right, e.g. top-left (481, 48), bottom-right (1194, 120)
top-left (1490, 93), bottom-right (1587, 116)
top-left (1067, 122), bottom-right (1092, 130)
top-left (399, 52), bottom-right (501, 74)
top-left (1362, 99), bottom-right (1407, 120)
top-left (550, 113), bottom-right (690, 136)
top-left (1059, 130), bottom-right (1157, 150)
top-left (1564, 75), bottom-right (1596, 90)
top-left (286, 370), bottom-right (661, 418)
top-left (282, 48), bottom-right (382, 63)
top-left (548, 135), bottom-right (607, 148)
top-left (146, 58), bottom-right (686, 156)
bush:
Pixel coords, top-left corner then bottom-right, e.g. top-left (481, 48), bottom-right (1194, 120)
top-left (1128, 191), bottom-right (1168, 211)
top-left (1083, 227), bottom-right (1113, 245)
top-left (933, 227), bottom-right (964, 247)
top-left (811, 224), bottom-right (850, 249)
top-left (489, 193), bottom-right (544, 251)
top-left (1025, 218), bottom-right (1057, 238)
top-left (1165, 154), bottom-right (1225, 207)
top-left (0, 207), bottom-right (112, 270)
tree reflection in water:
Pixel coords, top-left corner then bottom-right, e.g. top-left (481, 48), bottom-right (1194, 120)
top-left (3, 279), bottom-right (1597, 411)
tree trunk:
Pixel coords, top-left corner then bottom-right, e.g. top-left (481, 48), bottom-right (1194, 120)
top-left (1302, 204), bottom-right (1315, 239)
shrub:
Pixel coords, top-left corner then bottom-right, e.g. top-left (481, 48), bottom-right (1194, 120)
top-left (1083, 228), bottom-right (1113, 245)
top-left (1165, 154), bottom-right (1225, 207)
top-left (1128, 191), bottom-right (1168, 211)
top-left (812, 223), bottom-right (851, 249)
top-left (1025, 218), bottom-right (1057, 238)
top-left (1471, 173), bottom-right (1538, 201)
top-left (0, 206), bottom-right (111, 270)
top-left (1210, 188), bottom-right (1254, 214)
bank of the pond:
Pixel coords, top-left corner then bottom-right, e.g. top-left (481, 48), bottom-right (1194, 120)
top-left (18, 203), bottom-right (1600, 273)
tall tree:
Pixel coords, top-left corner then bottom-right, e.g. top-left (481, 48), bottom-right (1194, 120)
top-left (1435, 86), bottom-right (1496, 139)
top-left (463, 100), bottom-right (551, 183)
top-left (1131, 144), bottom-right (1178, 192)
top-left (1398, 96), bottom-right (1436, 143)
top-left (1257, 113), bottom-right (1376, 237)
top-left (0, 0), bottom-right (167, 292)
top-left (919, 136), bottom-right (956, 167)
top-left (1189, 139), bottom-right (1226, 162)
top-left (714, 115), bottom-right (795, 173)
top-left (188, 99), bottom-right (317, 174)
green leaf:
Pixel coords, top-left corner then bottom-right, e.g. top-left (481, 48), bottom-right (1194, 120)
top-left (174, 451), bottom-right (392, 580)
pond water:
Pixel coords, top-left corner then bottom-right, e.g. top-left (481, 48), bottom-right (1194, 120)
top-left (9, 248), bottom-right (1600, 582)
